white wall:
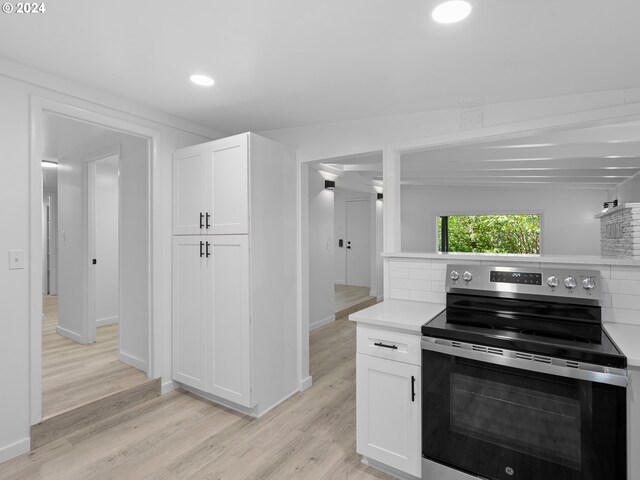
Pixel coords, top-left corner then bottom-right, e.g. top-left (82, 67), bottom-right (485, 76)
top-left (0, 59), bottom-right (221, 463)
top-left (371, 197), bottom-right (383, 298)
top-left (333, 188), bottom-right (371, 284)
top-left (401, 185), bottom-right (604, 255)
top-left (610, 172), bottom-right (640, 204)
top-left (94, 157), bottom-right (119, 326)
top-left (308, 171), bottom-right (334, 330)
top-left (57, 150), bottom-right (85, 341)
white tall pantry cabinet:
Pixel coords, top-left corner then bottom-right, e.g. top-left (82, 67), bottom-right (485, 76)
top-left (172, 132), bottom-right (298, 416)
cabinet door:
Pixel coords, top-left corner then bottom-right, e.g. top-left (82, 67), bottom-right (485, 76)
top-left (205, 134), bottom-right (249, 235)
top-left (356, 354), bottom-right (421, 477)
top-left (207, 235), bottom-right (253, 407)
top-left (173, 145), bottom-right (208, 235)
top-left (172, 236), bottom-right (208, 390)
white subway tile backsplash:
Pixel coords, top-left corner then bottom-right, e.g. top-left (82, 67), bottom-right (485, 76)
top-left (389, 288), bottom-right (411, 300)
top-left (409, 268), bottom-right (446, 281)
top-left (392, 278), bottom-right (411, 290)
top-left (432, 281), bottom-right (446, 293)
top-left (611, 266), bottom-right (640, 281)
top-left (612, 294), bottom-right (640, 311)
top-left (410, 290), bottom-right (445, 303)
top-left (602, 278), bottom-right (640, 295)
top-left (429, 261), bottom-right (447, 270)
top-left (603, 307), bottom-right (640, 325)
top-left (390, 267), bottom-right (409, 279)
top-left (408, 279), bottom-right (430, 291)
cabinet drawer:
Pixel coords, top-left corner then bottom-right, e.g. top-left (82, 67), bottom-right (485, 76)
top-left (356, 324), bottom-right (421, 365)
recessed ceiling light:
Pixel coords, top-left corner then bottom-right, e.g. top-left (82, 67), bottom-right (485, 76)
top-left (432, 1), bottom-right (472, 24)
top-left (42, 160), bottom-right (58, 168)
top-left (190, 74), bottom-right (215, 87)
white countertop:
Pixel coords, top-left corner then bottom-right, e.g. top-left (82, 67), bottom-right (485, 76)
top-left (382, 252), bottom-right (640, 266)
top-left (349, 300), bottom-right (445, 333)
top-left (604, 323), bottom-right (640, 368)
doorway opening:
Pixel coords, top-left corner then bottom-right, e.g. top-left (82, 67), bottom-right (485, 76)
top-left (34, 107), bottom-right (154, 422)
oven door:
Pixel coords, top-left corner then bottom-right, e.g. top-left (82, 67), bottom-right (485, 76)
top-left (422, 339), bottom-right (627, 480)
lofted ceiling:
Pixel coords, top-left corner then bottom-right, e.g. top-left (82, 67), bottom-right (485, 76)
top-left (1, 1), bottom-right (639, 134)
top-left (316, 120), bottom-right (640, 190)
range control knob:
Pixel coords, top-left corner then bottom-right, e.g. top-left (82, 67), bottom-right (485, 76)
top-left (450, 270), bottom-right (460, 281)
top-left (546, 276), bottom-right (559, 288)
top-left (462, 271), bottom-right (473, 282)
top-left (582, 277), bottom-right (596, 291)
top-left (563, 276), bottom-right (577, 289)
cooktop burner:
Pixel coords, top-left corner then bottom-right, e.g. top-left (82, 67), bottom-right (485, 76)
top-left (519, 329), bottom-right (592, 344)
top-left (423, 310), bottom-right (626, 368)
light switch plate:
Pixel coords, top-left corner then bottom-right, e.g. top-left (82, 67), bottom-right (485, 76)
top-left (9, 250), bottom-right (25, 270)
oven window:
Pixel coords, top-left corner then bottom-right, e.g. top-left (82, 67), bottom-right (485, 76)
top-left (451, 373), bottom-right (581, 469)
top-left (422, 350), bottom-right (627, 480)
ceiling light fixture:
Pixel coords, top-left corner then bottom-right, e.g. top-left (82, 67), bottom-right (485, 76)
top-left (189, 74), bottom-right (215, 87)
top-left (432, 1), bottom-right (472, 24)
top-left (42, 160), bottom-right (58, 168)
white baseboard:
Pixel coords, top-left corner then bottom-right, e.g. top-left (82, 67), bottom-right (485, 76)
top-left (118, 352), bottom-right (148, 374)
top-left (0, 437), bottom-right (30, 464)
top-left (161, 380), bottom-right (178, 395)
top-left (300, 376), bottom-right (313, 391)
top-left (96, 315), bottom-right (119, 327)
top-left (310, 314), bottom-right (335, 331)
top-left (56, 325), bottom-right (83, 343)
top-left (361, 456), bottom-right (420, 480)
top-left (177, 383), bottom-right (300, 419)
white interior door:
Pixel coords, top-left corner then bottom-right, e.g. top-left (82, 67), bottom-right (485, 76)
top-left (346, 199), bottom-right (371, 287)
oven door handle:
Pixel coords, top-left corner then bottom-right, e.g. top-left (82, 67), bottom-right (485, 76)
top-left (421, 337), bottom-right (628, 388)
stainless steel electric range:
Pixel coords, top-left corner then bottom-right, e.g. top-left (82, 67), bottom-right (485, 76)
top-left (421, 265), bottom-right (628, 480)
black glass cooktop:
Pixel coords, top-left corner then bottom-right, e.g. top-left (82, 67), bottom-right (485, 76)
top-left (422, 294), bottom-right (626, 369)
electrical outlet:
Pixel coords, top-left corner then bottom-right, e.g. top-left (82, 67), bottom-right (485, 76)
top-left (9, 250), bottom-right (25, 270)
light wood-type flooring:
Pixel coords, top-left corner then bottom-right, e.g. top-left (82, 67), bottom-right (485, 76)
top-left (335, 284), bottom-right (376, 319)
top-left (42, 295), bottom-right (148, 419)
top-left (2, 315), bottom-right (394, 480)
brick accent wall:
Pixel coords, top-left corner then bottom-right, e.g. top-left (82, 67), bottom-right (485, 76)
top-left (600, 203), bottom-right (640, 258)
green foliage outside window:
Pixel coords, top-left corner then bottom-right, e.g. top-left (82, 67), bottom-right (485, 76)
top-left (438, 214), bottom-right (541, 254)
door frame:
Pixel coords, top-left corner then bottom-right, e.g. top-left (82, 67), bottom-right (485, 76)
top-left (30, 96), bottom-right (159, 425)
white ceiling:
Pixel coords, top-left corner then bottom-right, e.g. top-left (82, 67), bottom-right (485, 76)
top-left (318, 120), bottom-right (640, 190)
top-left (1, 0), bottom-right (639, 134)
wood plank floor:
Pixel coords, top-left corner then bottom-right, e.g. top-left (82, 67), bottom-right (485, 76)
top-left (2, 316), bottom-right (394, 480)
top-left (335, 284), bottom-right (375, 318)
top-left (42, 296), bottom-right (149, 419)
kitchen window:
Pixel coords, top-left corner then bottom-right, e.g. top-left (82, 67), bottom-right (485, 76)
top-left (437, 214), bottom-right (541, 254)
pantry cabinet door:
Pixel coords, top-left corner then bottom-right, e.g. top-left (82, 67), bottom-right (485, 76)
top-left (207, 235), bottom-right (252, 407)
top-left (172, 236), bottom-right (208, 390)
top-left (173, 145), bottom-right (208, 235)
top-left (205, 134), bottom-right (249, 235)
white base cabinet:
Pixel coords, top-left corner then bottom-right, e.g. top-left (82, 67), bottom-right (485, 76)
top-left (172, 133), bottom-right (298, 416)
top-left (356, 324), bottom-right (422, 478)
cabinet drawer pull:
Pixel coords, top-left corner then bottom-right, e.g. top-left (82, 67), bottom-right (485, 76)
top-left (411, 375), bottom-right (416, 402)
top-left (205, 212), bottom-right (211, 229)
top-left (199, 212), bottom-right (204, 229)
top-left (205, 241), bottom-right (211, 258)
top-left (199, 241), bottom-right (204, 258)
top-left (374, 342), bottom-right (398, 350)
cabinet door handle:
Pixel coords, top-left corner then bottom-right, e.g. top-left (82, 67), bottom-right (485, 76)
top-left (411, 376), bottom-right (416, 402)
top-left (199, 241), bottom-right (204, 258)
top-left (205, 241), bottom-right (211, 258)
top-left (374, 342), bottom-right (398, 350)
top-left (205, 212), bottom-right (211, 229)
top-left (199, 212), bottom-right (204, 229)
